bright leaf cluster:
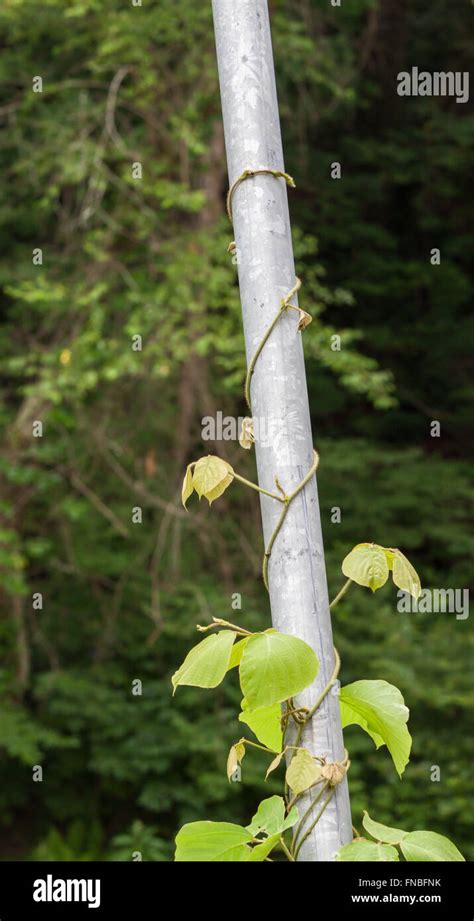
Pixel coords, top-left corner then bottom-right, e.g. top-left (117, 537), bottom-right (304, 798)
top-left (342, 543), bottom-right (421, 598)
top-left (182, 456), bottom-right (234, 508)
top-left (172, 624), bottom-right (319, 754)
top-left (337, 811), bottom-right (465, 862)
top-left (175, 795), bottom-right (299, 862)
top-left (339, 680), bottom-right (412, 777)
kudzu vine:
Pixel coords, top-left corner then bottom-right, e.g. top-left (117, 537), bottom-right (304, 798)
top-left (243, 276), bottom-right (312, 409)
top-left (172, 169), bottom-right (464, 863)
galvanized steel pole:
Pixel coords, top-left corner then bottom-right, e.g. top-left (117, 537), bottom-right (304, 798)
top-left (212, 0), bottom-right (352, 860)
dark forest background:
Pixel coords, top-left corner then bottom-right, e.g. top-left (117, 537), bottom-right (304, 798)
top-left (0, 0), bottom-right (472, 860)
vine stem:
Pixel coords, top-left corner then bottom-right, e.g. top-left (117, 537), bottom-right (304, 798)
top-left (293, 787), bottom-right (335, 860)
top-left (262, 502), bottom-right (290, 589)
top-left (226, 167), bottom-right (295, 223)
top-left (244, 277), bottom-right (302, 408)
top-left (232, 471), bottom-right (284, 503)
top-left (284, 646), bottom-right (341, 787)
top-left (286, 792), bottom-right (301, 812)
top-left (291, 781), bottom-right (329, 852)
top-left (262, 448), bottom-right (319, 590)
top-left (244, 305), bottom-right (285, 408)
top-left (241, 738), bottom-right (276, 755)
top-left (279, 837), bottom-right (295, 862)
top-left (329, 577), bottom-right (353, 609)
top-left (207, 7), bottom-right (353, 858)
top-left (196, 618), bottom-right (252, 636)
top-left (305, 646), bottom-right (341, 721)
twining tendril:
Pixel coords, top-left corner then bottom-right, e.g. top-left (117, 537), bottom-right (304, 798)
top-left (226, 167), bottom-right (295, 223)
top-left (262, 449), bottom-right (319, 591)
top-left (244, 276), bottom-right (302, 409)
top-left (225, 166), bottom-right (315, 593)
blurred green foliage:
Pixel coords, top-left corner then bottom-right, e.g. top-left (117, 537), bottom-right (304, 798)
top-left (0, 0), bottom-right (472, 860)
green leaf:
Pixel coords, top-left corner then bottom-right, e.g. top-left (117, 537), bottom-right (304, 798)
top-left (392, 549), bottom-right (422, 600)
top-left (362, 811), bottom-right (407, 845)
top-left (238, 699), bottom-right (283, 752)
top-left (181, 464), bottom-right (194, 509)
top-left (400, 831), bottom-right (465, 862)
top-left (227, 637), bottom-right (249, 670)
top-left (175, 821), bottom-right (252, 861)
top-left (205, 471), bottom-right (234, 505)
top-left (339, 680), bottom-right (412, 777)
top-left (337, 839), bottom-right (400, 861)
top-left (171, 630), bottom-right (236, 693)
top-left (247, 796), bottom-right (298, 837)
top-left (342, 542), bottom-right (389, 592)
top-left (192, 455), bottom-right (234, 505)
top-left (239, 632), bottom-right (318, 709)
top-left (383, 548), bottom-right (396, 569)
top-left (248, 833), bottom-right (281, 861)
top-left (285, 748), bottom-right (322, 795)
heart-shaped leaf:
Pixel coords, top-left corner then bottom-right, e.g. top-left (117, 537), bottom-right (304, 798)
top-left (342, 543), bottom-right (389, 592)
top-left (400, 831), bottom-right (464, 862)
top-left (392, 549), bottom-right (421, 600)
top-left (337, 839), bottom-right (399, 862)
top-left (239, 699), bottom-right (283, 752)
top-left (171, 629), bottom-right (236, 693)
top-left (286, 748), bottom-right (322, 795)
top-left (340, 679), bottom-right (411, 777)
top-left (192, 455), bottom-right (234, 505)
top-left (239, 632), bottom-right (318, 709)
top-left (247, 796), bottom-right (298, 837)
top-left (175, 821), bottom-right (252, 862)
top-left (362, 811), bottom-right (407, 845)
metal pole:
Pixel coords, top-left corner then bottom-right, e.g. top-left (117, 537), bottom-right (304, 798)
top-left (212, 0), bottom-right (352, 860)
